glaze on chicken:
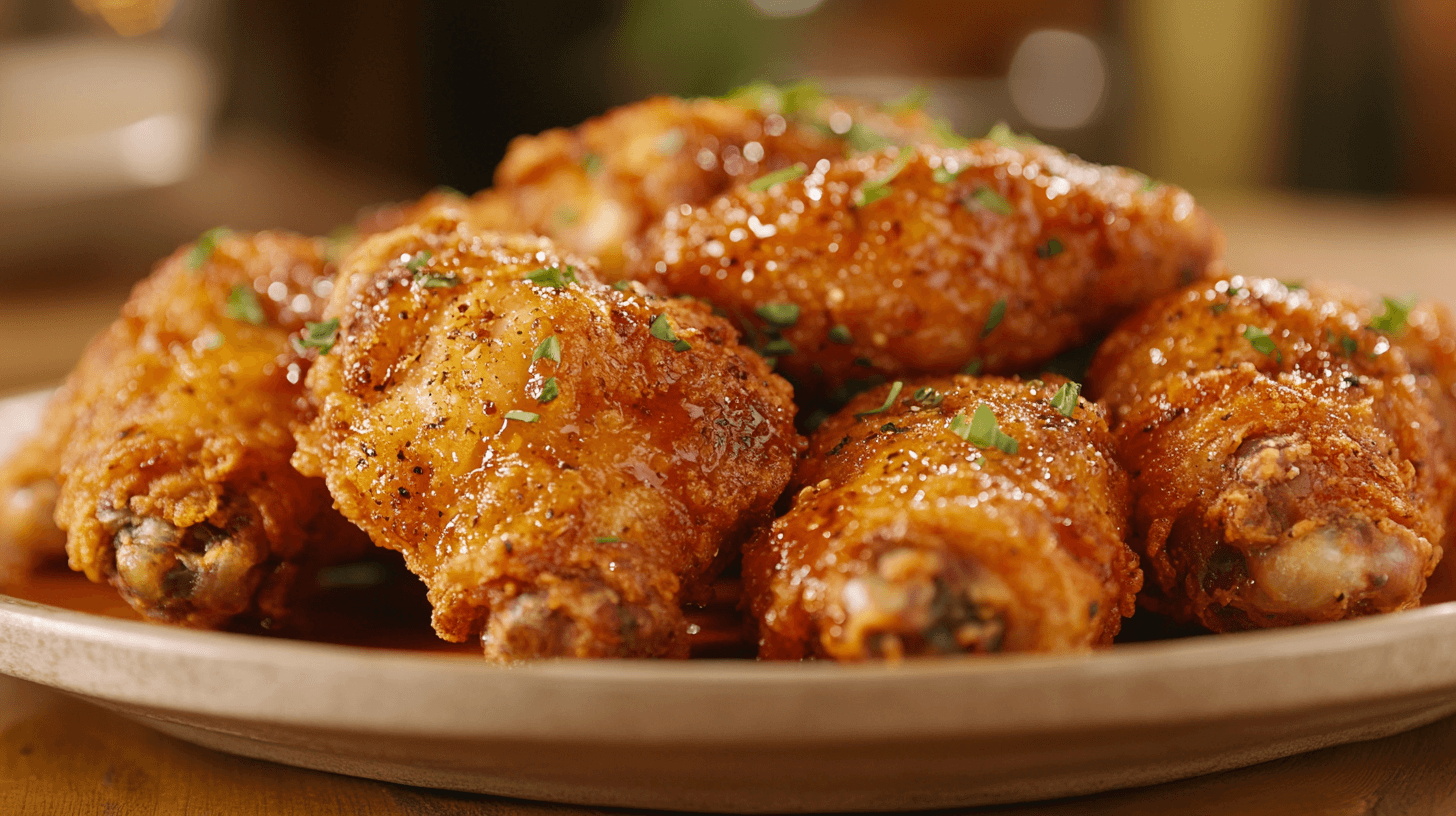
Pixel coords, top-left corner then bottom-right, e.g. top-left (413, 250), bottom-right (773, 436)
top-left (1086, 277), bottom-right (1455, 630)
top-left (293, 209), bottom-right (802, 659)
top-left (743, 375), bottom-right (1139, 660)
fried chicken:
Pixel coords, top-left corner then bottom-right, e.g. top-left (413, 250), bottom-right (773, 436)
top-left (481, 87), bottom-right (935, 274)
top-left (626, 139), bottom-right (1224, 403)
top-left (47, 230), bottom-right (371, 627)
top-left (0, 414), bottom-right (69, 587)
top-left (743, 375), bottom-right (1140, 660)
top-left (1085, 276), bottom-right (1453, 630)
top-left (293, 209), bottom-right (802, 659)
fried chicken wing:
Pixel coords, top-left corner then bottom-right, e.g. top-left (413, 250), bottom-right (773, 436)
top-left (626, 140), bottom-right (1224, 402)
top-left (0, 418), bottom-right (69, 586)
top-left (743, 375), bottom-right (1140, 660)
top-left (1085, 277), bottom-right (1452, 630)
top-left (482, 89), bottom-right (934, 274)
top-left (293, 210), bottom-right (802, 659)
top-left (49, 230), bottom-right (371, 627)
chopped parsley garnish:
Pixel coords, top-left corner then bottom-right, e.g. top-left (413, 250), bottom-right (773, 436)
top-left (1369, 295), bottom-right (1417, 335)
top-left (910, 385), bottom-right (944, 408)
top-left (1139, 174), bottom-right (1161, 192)
top-left (967, 186), bottom-right (1013, 216)
top-left (1340, 335), bottom-right (1358, 357)
top-left (886, 86), bottom-right (930, 114)
top-left (224, 284), bottom-right (266, 325)
top-left (581, 152), bottom-right (603, 175)
top-left (853, 148), bottom-right (915, 207)
top-left (537, 377), bottom-right (559, 403)
top-left (298, 318), bottom-right (340, 355)
top-left (854, 381), bottom-right (903, 418)
top-left (1211, 302), bottom-right (1229, 315)
top-left (930, 118), bottom-right (970, 148)
top-left (531, 335), bottom-right (562, 364)
top-left (747, 164), bottom-right (807, 192)
top-left (828, 324), bottom-right (853, 344)
top-left (594, 536), bottom-right (620, 543)
top-left (1243, 326), bottom-right (1282, 363)
top-left (932, 166), bottom-right (962, 184)
top-left (1283, 281), bottom-right (1305, 290)
top-left (656, 129), bottom-right (686, 156)
top-left (984, 121), bottom-right (1041, 147)
top-left (612, 280), bottom-right (633, 292)
top-left (524, 266), bottom-right (580, 288)
top-left (761, 338), bottom-right (795, 356)
top-left (504, 410), bottom-right (540, 423)
top-left (1036, 238), bottom-right (1064, 259)
top-left (952, 404), bottom-right (1019, 454)
top-left (186, 227), bottom-right (231, 270)
top-left (843, 122), bottom-right (893, 153)
top-left (1050, 382), bottom-right (1081, 417)
top-left (756, 301), bottom-right (800, 327)
top-left (961, 358), bottom-right (984, 375)
top-left (418, 272), bottom-right (460, 288)
top-left (404, 250), bottom-right (432, 272)
top-left (981, 299), bottom-right (1007, 338)
top-left (649, 314), bottom-right (692, 352)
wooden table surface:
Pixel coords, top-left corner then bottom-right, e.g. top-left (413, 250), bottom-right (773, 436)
top-left (2, 192), bottom-right (1456, 814)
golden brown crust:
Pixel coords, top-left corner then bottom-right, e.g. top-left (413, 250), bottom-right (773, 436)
top-left (0, 421), bottom-right (70, 587)
top-left (743, 375), bottom-right (1139, 660)
top-left (294, 209), bottom-right (803, 659)
top-left (625, 141), bottom-right (1224, 400)
top-left (1086, 276), bottom-right (1449, 630)
top-left (485, 94), bottom-right (934, 274)
top-left (50, 231), bottom-right (371, 628)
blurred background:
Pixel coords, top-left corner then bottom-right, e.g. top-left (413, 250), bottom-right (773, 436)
top-left (1, 0), bottom-right (1454, 391)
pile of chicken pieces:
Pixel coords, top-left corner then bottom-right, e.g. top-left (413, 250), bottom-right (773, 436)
top-left (4, 83), bottom-right (1454, 661)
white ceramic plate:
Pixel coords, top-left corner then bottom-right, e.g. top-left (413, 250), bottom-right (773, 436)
top-left (4, 391), bottom-right (1456, 813)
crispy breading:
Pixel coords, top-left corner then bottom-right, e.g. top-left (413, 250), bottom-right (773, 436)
top-left (743, 375), bottom-right (1139, 660)
top-left (1086, 277), bottom-right (1453, 629)
top-left (48, 231), bottom-right (371, 627)
top-left (483, 92), bottom-right (934, 274)
top-left (627, 141), bottom-right (1224, 402)
top-left (293, 210), bottom-right (802, 659)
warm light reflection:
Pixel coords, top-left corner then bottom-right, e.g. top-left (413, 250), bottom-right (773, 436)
top-left (1008, 29), bottom-right (1107, 131)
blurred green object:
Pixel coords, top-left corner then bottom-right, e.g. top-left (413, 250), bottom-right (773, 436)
top-left (616, 0), bottom-right (808, 97)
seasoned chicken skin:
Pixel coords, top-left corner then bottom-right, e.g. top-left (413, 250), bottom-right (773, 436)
top-left (0, 411), bottom-right (71, 586)
top-left (483, 89), bottom-right (934, 274)
top-left (1086, 277), bottom-right (1452, 630)
top-left (293, 210), bottom-right (802, 659)
top-left (627, 140), bottom-right (1224, 401)
top-left (49, 231), bottom-right (370, 627)
top-left (743, 375), bottom-right (1140, 660)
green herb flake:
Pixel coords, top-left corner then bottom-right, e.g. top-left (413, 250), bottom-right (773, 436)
top-left (932, 166), bottom-right (962, 184)
top-left (404, 250), bottom-right (432, 273)
top-left (952, 403), bottom-right (1019, 454)
top-left (747, 164), bottom-right (807, 193)
top-left (594, 536), bottom-right (620, 544)
top-left (555, 206), bottom-right (580, 226)
top-left (853, 148), bottom-right (916, 207)
top-left (656, 129), bottom-right (686, 156)
top-left (612, 280), bottom-right (633, 292)
top-left (828, 324), bottom-right (853, 344)
top-left (1139, 174), bottom-right (1161, 192)
top-left (843, 122), bottom-right (892, 153)
top-left (298, 318), bottom-right (340, 355)
top-left (756, 301), bottom-right (800, 327)
top-left (649, 314), bottom-right (692, 352)
top-left (984, 121), bottom-right (1042, 147)
top-left (1211, 302), bottom-right (1229, 315)
top-left (581, 152), bottom-right (603, 175)
top-left (504, 410), bottom-right (540, 423)
top-left (930, 118), bottom-right (970, 148)
top-left (780, 80), bottom-right (825, 115)
top-left (524, 266), bottom-right (580, 288)
top-left (961, 358), bottom-right (984, 375)
top-left (224, 284), bottom-right (266, 326)
top-left (967, 186), bottom-right (1013, 216)
top-left (186, 227), bottom-right (231, 270)
top-left (1369, 295), bottom-right (1417, 335)
top-left (531, 335), bottom-right (562, 364)
top-left (537, 377), bottom-right (560, 403)
top-left (1340, 335), bottom-right (1358, 357)
top-left (418, 272), bottom-right (460, 288)
top-left (1243, 325), bottom-right (1282, 363)
top-left (1036, 238), bottom-right (1064, 259)
top-left (910, 385), bottom-right (944, 408)
top-left (886, 86), bottom-right (930, 114)
top-left (1283, 280), bottom-right (1305, 291)
top-left (981, 299), bottom-right (1007, 338)
top-left (761, 338), bottom-right (795, 356)
top-left (1050, 382), bottom-right (1081, 417)
top-left (855, 381), bottom-right (904, 419)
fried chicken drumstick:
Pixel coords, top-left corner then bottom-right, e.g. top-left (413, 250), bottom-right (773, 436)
top-left (743, 375), bottom-right (1140, 660)
top-left (293, 210), bottom-right (802, 659)
top-left (35, 231), bottom-right (371, 627)
top-left (1086, 277), bottom-right (1456, 630)
top-left (479, 87), bottom-right (935, 274)
top-left (626, 137), bottom-right (1223, 400)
